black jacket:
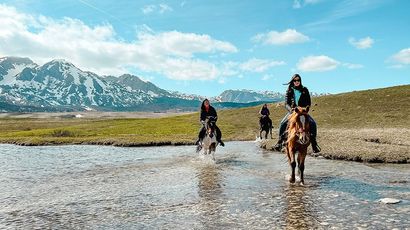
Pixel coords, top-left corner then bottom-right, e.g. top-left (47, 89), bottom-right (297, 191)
top-left (259, 107), bottom-right (270, 116)
top-left (200, 106), bottom-right (218, 121)
top-left (285, 86), bottom-right (311, 112)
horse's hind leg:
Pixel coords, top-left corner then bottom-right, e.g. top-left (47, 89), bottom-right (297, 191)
top-left (297, 151), bottom-right (306, 185)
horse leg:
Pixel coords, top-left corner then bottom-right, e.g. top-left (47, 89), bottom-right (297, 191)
top-left (287, 147), bottom-right (296, 183)
top-left (265, 130), bottom-right (268, 139)
top-left (297, 151), bottom-right (306, 185)
top-left (259, 130), bottom-right (263, 139)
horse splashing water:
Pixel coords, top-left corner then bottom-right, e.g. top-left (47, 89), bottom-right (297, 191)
top-left (198, 116), bottom-right (218, 161)
top-left (285, 107), bottom-right (311, 185)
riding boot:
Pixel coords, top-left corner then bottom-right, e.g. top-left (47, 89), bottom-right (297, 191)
top-left (273, 137), bottom-right (284, 151)
top-left (194, 138), bottom-right (201, 145)
top-left (217, 138), bottom-right (225, 147)
top-left (311, 136), bottom-right (321, 153)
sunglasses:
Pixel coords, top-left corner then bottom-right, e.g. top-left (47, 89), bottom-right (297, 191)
top-left (293, 79), bottom-right (301, 82)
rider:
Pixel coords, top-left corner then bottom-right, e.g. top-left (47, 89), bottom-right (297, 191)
top-left (259, 103), bottom-right (272, 130)
top-left (273, 74), bottom-right (321, 153)
top-left (195, 99), bottom-right (225, 147)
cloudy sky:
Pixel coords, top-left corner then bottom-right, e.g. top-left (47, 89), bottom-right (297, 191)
top-left (0, 0), bottom-right (409, 96)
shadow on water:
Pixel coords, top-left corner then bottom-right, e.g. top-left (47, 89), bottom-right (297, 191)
top-left (282, 185), bottom-right (318, 229)
top-left (319, 177), bottom-right (410, 201)
top-left (196, 165), bottom-right (225, 229)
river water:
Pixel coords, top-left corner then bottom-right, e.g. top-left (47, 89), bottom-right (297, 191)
top-left (0, 142), bottom-right (409, 229)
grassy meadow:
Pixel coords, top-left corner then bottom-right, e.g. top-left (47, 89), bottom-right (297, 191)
top-left (0, 85), bottom-right (409, 162)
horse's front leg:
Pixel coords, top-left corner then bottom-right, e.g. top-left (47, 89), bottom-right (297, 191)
top-left (287, 147), bottom-right (296, 183)
top-left (297, 150), bottom-right (307, 185)
top-left (259, 130), bottom-right (263, 139)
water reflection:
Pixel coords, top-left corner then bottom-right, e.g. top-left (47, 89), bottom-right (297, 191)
top-left (0, 143), bottom-right (409, 229)
top-left (197, 165), bottom-right (224, 228)
top-left (283, 185), bottom-right (317, 229)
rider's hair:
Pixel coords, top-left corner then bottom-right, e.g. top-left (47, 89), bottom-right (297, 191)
top-left (200, 99), bottom-right (210, 111)
top-left (284, 74), bottom-right (303, 91)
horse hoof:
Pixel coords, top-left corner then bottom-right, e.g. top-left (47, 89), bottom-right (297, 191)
top-left (289, 178), bottom-right (296, 183)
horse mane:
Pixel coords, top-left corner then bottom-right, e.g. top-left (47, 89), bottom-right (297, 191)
top-left (286, 112), bottom-right (299, 149)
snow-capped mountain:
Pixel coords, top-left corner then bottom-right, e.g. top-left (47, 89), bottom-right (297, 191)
top-left (213, 89), bottom-right (284, 103)
top-left (0, 56), bottom-right (293, 112)
top-left (0, 57), bottom-right (153, 110)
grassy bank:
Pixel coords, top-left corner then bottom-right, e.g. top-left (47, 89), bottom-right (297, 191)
top-left (0, 85), bottom-right (409, 163)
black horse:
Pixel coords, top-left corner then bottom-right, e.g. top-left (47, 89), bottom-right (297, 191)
top-left (197, 116), bottom-right (218, 160)
top-left (259, 115), bottom-right (273, 139)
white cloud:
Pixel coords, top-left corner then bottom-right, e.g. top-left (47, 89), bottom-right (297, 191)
top-left (391, 48), bottom-right (410, 65)
top-left (343, 63), bottom-right (364, 69)
top-left (349, 37), bottom-right (374, 49)
top-left (293, 0), bottom-right (322, 9)
top-left (240, 58), bottom-right (285, 72)
top-left (261, 74), bottom-right (273, 81)
top-left (137, 30), bottom-right (238, 58)
top-left (297, 55), bottom-right (340, 72)
top-left (159, 4), bottom-right (173, 13)
top-left (0, 4), bottom-right (238, 81)
top-left (252, 29), bottom-right (309, 45)
top-left (142, 4), bottom-right (173, 15)
top-left (142, 5), bottom-right (156, 14)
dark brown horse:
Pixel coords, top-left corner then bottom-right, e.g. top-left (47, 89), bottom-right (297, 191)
top-left (259, 115), bottom-right (273, 139)
top-left (285, 106), bottom-right (311, 185)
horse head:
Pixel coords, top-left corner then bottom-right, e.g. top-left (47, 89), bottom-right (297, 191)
top-left (205, 116), bottom-right (216, 138)
top-left (288, 106), bottom-right (310, 145)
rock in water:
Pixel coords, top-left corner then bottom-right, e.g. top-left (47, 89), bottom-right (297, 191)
top-left (379, 198), bottom-right (401, 204)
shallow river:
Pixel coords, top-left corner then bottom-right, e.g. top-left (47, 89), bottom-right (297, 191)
top-left (0, 142), bottom-right (409, 229)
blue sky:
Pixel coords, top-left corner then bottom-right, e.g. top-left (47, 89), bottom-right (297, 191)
top-left (0, 0), bottom-right (409, 96)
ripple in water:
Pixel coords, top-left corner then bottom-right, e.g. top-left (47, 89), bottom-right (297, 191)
top-left (0, 142), bottom-right (409, 229)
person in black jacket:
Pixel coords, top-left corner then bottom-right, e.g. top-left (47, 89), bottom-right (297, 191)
top-left (259, 103), bottom-right (272, 130)
top-left (273, 74), bottom-right (321, 153)
top-left (195, 99), bottom-right (224, 147)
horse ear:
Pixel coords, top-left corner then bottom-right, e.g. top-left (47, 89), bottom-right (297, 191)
top-left (306, 106), bottom-right (310, 113)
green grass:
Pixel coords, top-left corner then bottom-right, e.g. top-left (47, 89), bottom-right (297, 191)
top-left (0, 85), bottom-right (409, 147)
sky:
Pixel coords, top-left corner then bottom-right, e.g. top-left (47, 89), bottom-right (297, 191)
top-left (0, 0), bottom-right (409, 97)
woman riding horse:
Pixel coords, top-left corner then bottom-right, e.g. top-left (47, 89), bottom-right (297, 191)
top-left (259, 103), bottom-right (272, 129)
top-left (259, 103), bottom-right (273, 139)
top-left (195, 99), bottom-right (224, 147)
top-left (273, 74), bottom-right (321, 153)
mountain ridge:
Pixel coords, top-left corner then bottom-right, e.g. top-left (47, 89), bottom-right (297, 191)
top-left (0, 56), bottom-right (285, 112)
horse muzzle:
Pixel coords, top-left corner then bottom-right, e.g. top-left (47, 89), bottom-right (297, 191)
top-left (297, 132), bottom-right (310, 145)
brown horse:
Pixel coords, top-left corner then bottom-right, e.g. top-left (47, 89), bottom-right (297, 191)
top-left (285, 106), bottom-right (311, 185)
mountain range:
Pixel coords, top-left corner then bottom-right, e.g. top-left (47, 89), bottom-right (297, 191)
top-left (0, 57), bottom-right (285, 112)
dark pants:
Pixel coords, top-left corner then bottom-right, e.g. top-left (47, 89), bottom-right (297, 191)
top-left (278, 113), bottom-right (317, 139)
top-left (198, 125), bottom-right (222, 141)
